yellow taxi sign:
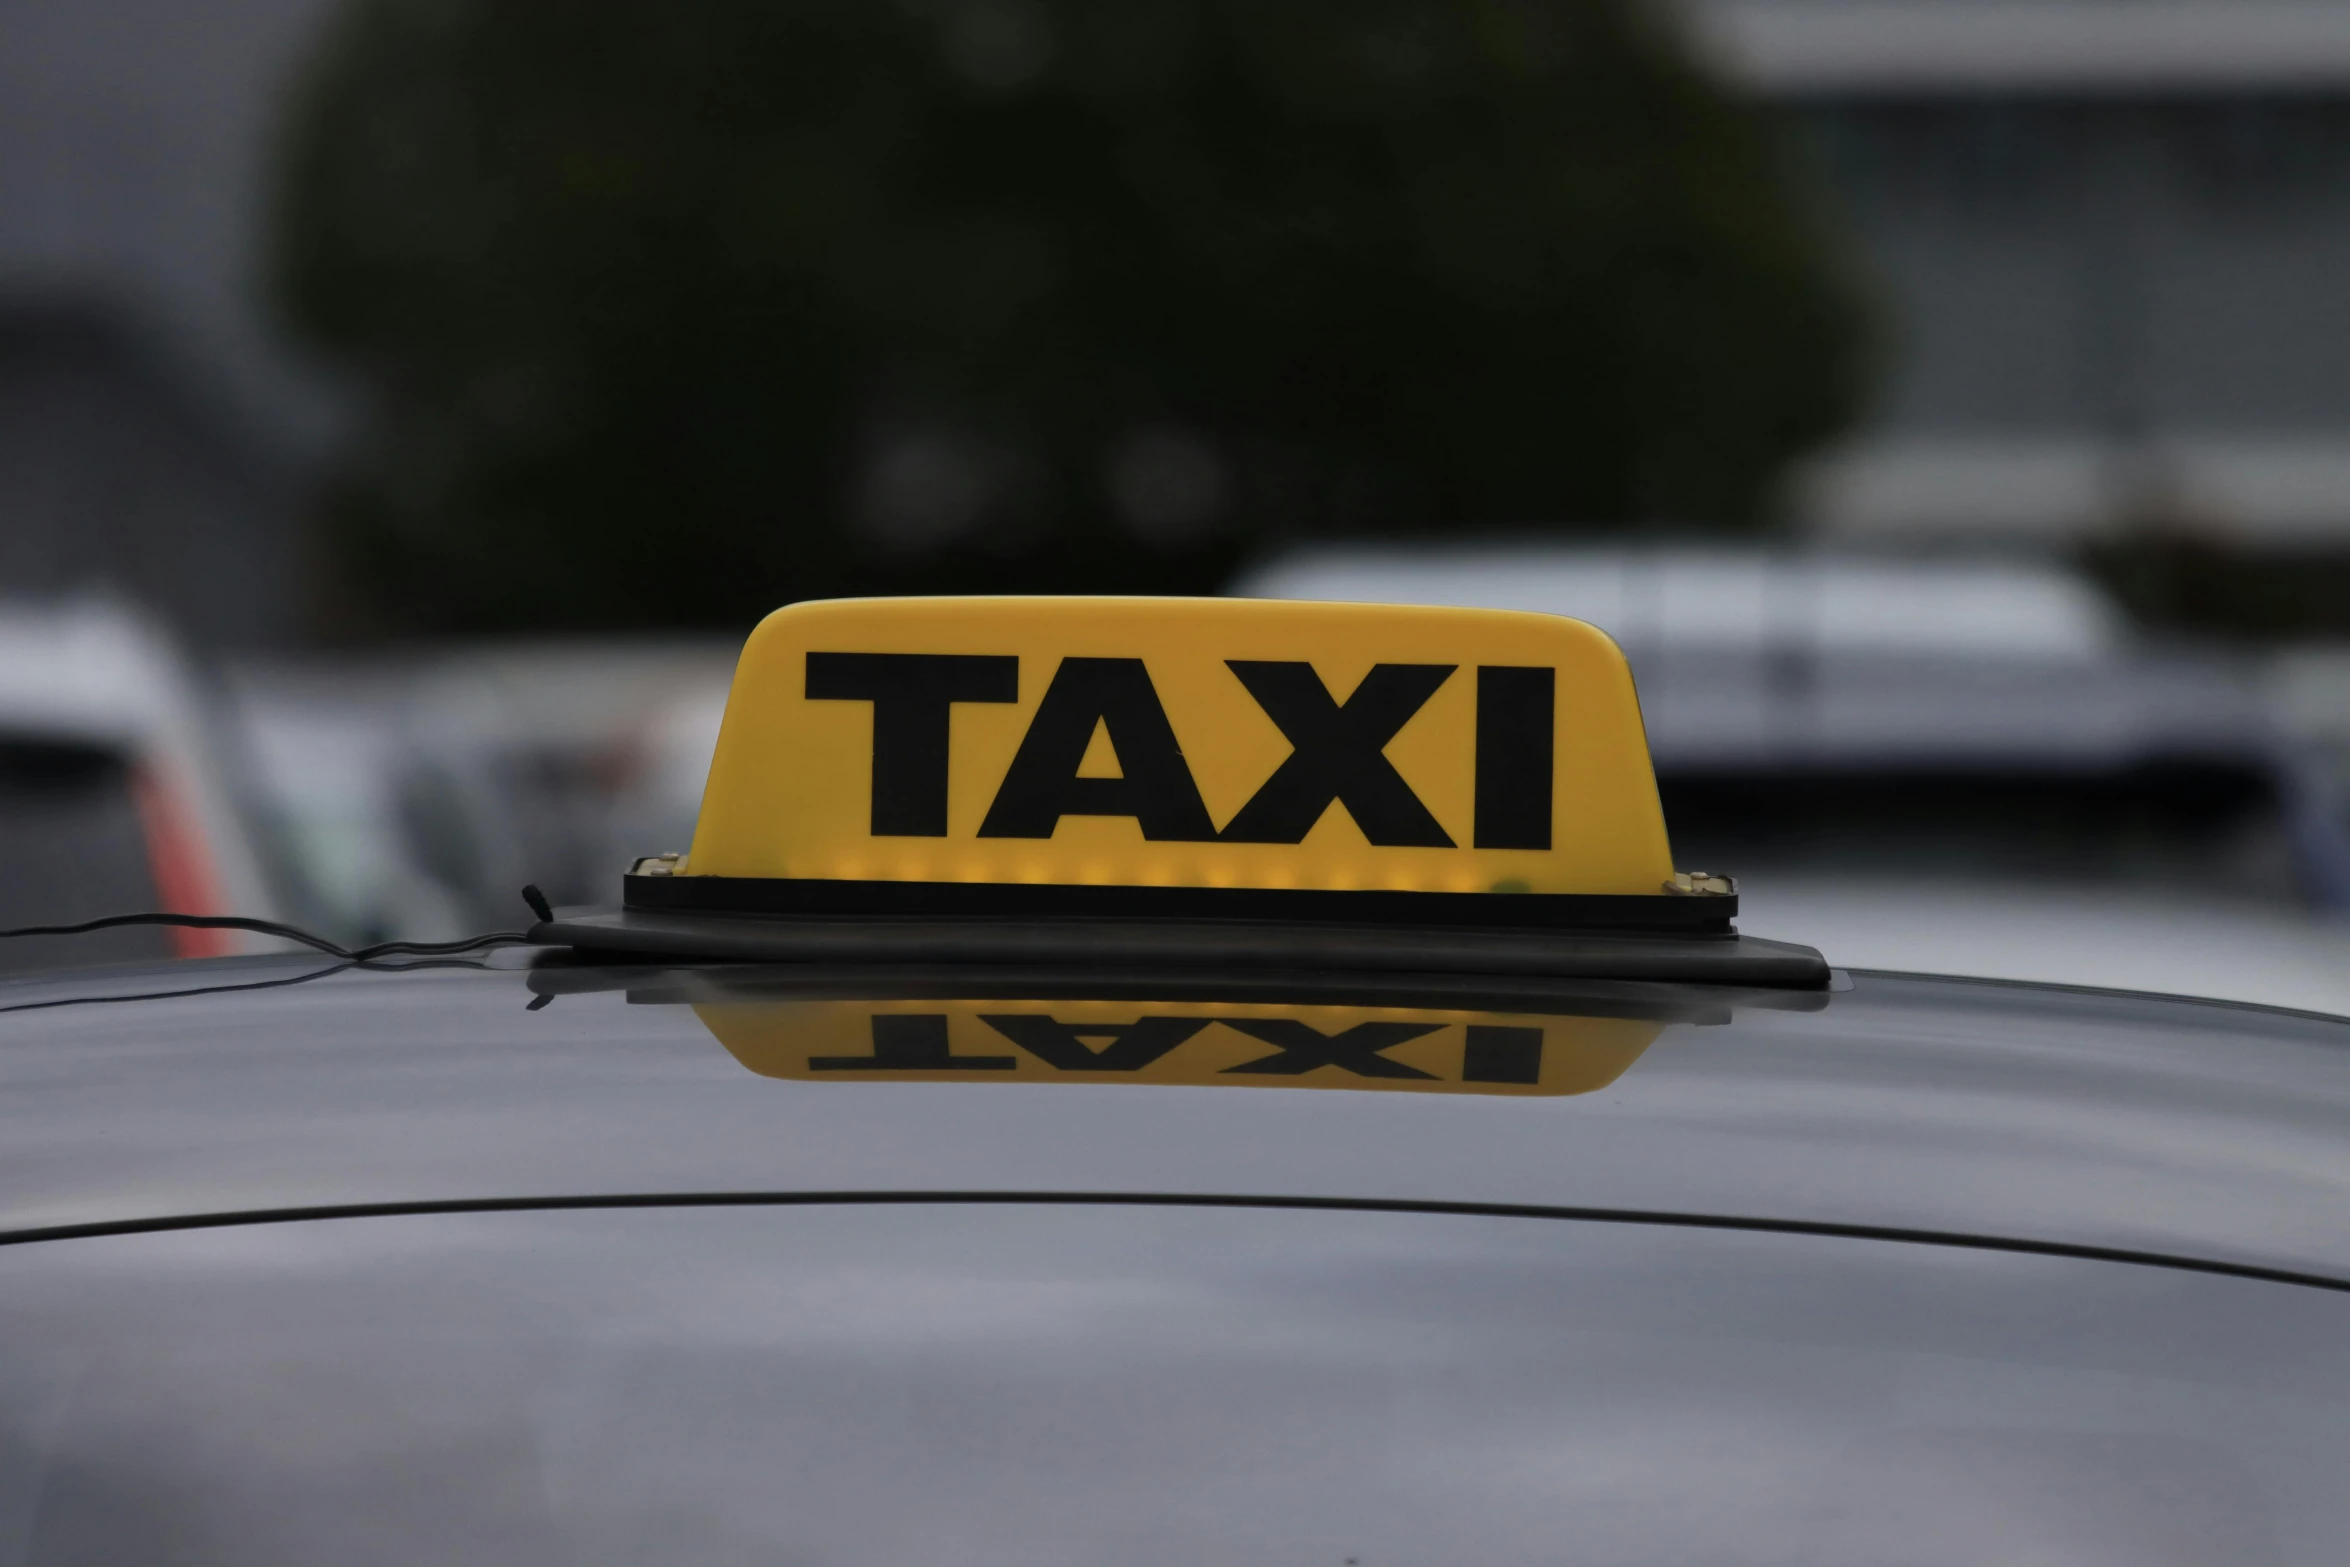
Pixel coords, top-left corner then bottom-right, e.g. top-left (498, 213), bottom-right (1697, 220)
top-left (696, 998), bottom-right (1663, 1098)
top-left (683, 596), bottom-right (1672, 898)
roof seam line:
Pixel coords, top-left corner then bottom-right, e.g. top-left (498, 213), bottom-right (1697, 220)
top-left (1, 1191), bottom-right (2343, 1294)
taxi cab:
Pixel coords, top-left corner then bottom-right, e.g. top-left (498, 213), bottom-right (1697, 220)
top-left (3, 597), bottom-right (2348, 1565)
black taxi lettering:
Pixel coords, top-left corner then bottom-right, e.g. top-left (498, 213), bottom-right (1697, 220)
top-left (977, 658), bottom-right (1218, 841)
top-left (807, 652), bottom-right (1556, 847)
top-left (1218, 1018), bottom-right (1442, 1079)
top-left (1216, 662), bottom-right (1457, 847)
top-left (977, 1014), bottom-right (1210, 1071)
top-left (808, 1013), bottom-right (1016, 1071)
top-left (805, 653), bottom-right (1018, 836)
top-left (1461, 1024), bottom-right (1544, 1084)
top-left (1473, 666), bottom-right (1554, 850)
top-left (812, 1012), bottom-right (1552, 1084)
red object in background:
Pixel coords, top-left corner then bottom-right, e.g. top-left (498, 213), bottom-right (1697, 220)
top-left (132, 764), bottom-right (233, 958)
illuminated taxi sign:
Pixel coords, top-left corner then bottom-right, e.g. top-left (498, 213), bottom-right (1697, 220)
top-left (685, 596), bottom-right (1671, 898)
top-left (696, 998), bottom-right (1663, 1098)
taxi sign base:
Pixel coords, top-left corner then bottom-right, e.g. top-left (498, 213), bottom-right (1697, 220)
top-left (622, 872), bottom-right (1738, 934)
top-left (531, 905), bottom-right (1829, 988)
top-left (524, 954), bottom-right (1835, 1020)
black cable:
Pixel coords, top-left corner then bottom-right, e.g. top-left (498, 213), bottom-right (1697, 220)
top-left (0, 953), bottom-right (525, 1018)
top-left (0, 910), bottom-right (532, 964)
top-left (359, 931), bottom-right (532, 959)
top-left (0, 891), bottom-right (554, 1015)
top-left (0, 961), bottom-right (354, 1016)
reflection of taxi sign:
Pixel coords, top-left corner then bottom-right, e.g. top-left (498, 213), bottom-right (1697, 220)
top-left (695, 596), bottom-right (1666, 896)
top-left (536, 595), bottom-right (1828, 988)
top-left (697, 999), bottom-right (1663, 1099)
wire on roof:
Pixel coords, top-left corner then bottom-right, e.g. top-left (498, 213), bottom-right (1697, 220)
top-left (0, 911), bottom-right (530, 964)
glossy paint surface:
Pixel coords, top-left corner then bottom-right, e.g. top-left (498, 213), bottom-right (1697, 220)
top-left (1, 956), bottom-right (2347, 1281)
top-left (2, 1204), bottom-right (2346, 1565)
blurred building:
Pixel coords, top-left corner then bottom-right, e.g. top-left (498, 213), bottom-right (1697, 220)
top-left (14, 0), bottom-right (2350, 639)
top-left (1697, 0), bottom-right (2350, 549)
top-left (0, 0), bottom-right (337, 647)
top-left (0, 298), bottom-right (304, 647)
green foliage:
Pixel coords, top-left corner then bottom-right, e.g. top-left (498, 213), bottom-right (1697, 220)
top-left (274, 0), bottom-right (1872, 632)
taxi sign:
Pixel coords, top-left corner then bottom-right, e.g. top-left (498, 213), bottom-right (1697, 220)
top-left (534, 594), bottom-right (1829, 985)
top-left (682, 596), bottom-right (1671, 901)
top-left (697, 997), bottom-right (1663, 1098)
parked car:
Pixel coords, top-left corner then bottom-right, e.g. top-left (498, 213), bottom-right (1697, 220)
top-left (0, 597), bottom-right (288, 969)
top-left (390, 640), bottom-right (737, 931)
top-left (1234, 543), bottom-right (2350, 1011)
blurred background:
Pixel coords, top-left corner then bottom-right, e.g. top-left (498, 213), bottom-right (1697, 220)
top-left (6, 0), bottom-right (2350, 1006)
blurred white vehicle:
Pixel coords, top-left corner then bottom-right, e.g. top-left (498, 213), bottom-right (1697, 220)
top-left (0, 598), bottom-right (286, 970)
top-left (391, 640), bottom-right (735, 930)
top-left (1235, 543), bottom-right (2350, 1014)
top-left (1238, 541), bottom-right (2127, 663)
top-left (228, 661), bottom-right (471, 947)
top-left (226, 640), bottom-right (736, 944)
top-left (2268, 643), bottom-right (2350, 803)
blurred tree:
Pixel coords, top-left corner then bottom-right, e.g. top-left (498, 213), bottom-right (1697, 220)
top-left (274, 0), bottom-right (1872, 632)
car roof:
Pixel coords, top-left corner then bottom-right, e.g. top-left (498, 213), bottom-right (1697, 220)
top-left (3, 954), bottom-right (2348, 1284)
